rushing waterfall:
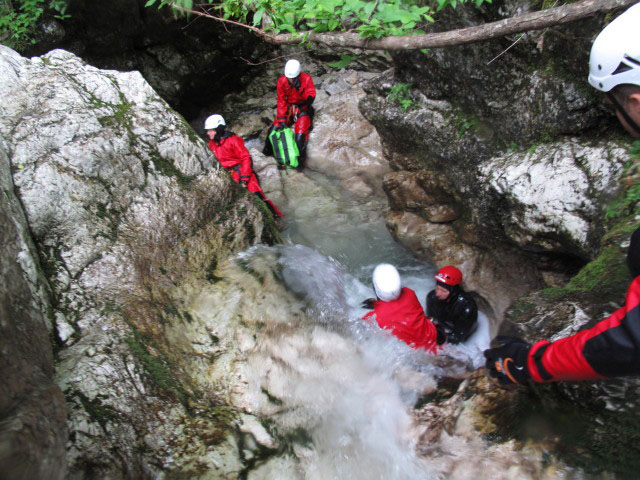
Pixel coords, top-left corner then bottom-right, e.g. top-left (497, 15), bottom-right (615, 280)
top-left (227, 169), bottom-right (491, 479)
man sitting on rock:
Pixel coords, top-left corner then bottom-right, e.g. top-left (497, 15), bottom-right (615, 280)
top-left (426, 265), bottom-right (478, 345)
top-left (263, 59), bottom-right (316, 168)
top-left (362, 263), bottom-right (444, 353)
top-left (205, 114), bottom-right (283, 218)
top-left (484, 2), bottom-right (640, 385)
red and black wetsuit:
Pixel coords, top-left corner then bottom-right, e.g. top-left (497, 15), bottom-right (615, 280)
top-left (274, 73), bottom-right (316, 140)
top-left (363, 287), bottom-right (439, 353)
top-left (528, 276), bottom-right (640, 382)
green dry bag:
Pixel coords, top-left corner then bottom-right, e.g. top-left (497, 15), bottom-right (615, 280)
top-left (269, 127), bottom-right (299, 168)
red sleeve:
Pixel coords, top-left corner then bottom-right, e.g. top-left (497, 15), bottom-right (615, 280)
top-left (300, 73), bottom-right (316, 101)
top-left (528, 277), bottom-right (640, 382)
top-left (230, 135), bottom-right (252, 180)
top-left (276, 76), bottom-right (289, 121)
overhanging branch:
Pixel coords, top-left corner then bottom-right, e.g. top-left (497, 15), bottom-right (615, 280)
top-left (261, 0), bottom-right (636, 50)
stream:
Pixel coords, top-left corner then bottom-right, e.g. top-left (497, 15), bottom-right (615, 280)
top-left (230, 168), bottom-right (491, 479)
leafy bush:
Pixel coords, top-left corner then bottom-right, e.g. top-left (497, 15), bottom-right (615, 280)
top-left (0, 0), bottom-right (69, 50)
top-left (387, 82), bottom-right (416, 111)
top-left (146, 0), bottom-right (492, 39)
top-left (605, 140), bottom-right (640, 222)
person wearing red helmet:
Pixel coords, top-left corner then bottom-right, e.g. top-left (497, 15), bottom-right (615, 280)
top-left (426, 265), bottom-right (478, 344)
top-left (361, 264), bottom-right (444, 353)
top-left (484, 3), bottom-right (640, 385)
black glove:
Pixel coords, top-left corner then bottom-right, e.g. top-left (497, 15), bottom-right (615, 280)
top-left (275, 122), bottom-right (285, 130)
top-left (361, 298), bottom-right (376, 309)
top-left (483, 336), bottom-right (531, 385)
top-left (435, 323), bottom-right (447, 345)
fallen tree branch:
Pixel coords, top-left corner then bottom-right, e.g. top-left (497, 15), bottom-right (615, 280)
top-left (263, 0), bottom-right (637, 50)
top-left (173, 0), bottom-right (636, 51)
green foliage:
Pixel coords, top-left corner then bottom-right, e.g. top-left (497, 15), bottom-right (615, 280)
top-left (605, 141), bottom-right (640, 222)
top-left (437, 0), bottom-right (492, 10)
top-left (0, 0), bottom-right (69, 50)
top-left (387, 82), bottom-right (416, 111)
top-left (147, 0), bottom-right (492, 40)
top-left (328, 54), bottom-right (358, 69)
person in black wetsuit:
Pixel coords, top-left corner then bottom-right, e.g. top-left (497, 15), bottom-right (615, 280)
top-left (426, 265), bottom-right (478, 345)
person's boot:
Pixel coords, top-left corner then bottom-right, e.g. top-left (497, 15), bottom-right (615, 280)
top-left (294, 133), bottom-right (307, 169)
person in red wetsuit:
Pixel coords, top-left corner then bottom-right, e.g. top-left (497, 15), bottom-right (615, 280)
top-left (484, 3), bottom-right (640, 385)
top-left (263, 59), bottom-right (316, 168)
top-left (362, 263), bottom-right (444, 353)
top-left (205, 114), bottom-right (283, 218)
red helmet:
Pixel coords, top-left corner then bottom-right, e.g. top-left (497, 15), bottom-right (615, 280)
top-left (434, 266), bottom-right (462, 286)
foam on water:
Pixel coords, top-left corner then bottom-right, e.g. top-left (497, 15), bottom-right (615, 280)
top-left (238, 171), bottom-right (493, 478)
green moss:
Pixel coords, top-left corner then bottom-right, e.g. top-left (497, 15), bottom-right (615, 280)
top-left (539, 244), bottom-right (631, 303)
top-left (252, 195), bottom-right (282, 245)
top-left (124, 328), bottom-right (190, 407)
top-left (95, 202), bottom-right (108, 219)
top-left (492, 387), bottom-right (640, 478)
top-left (508, 299), bottom-right (537, 323)
top-left (148, 149), bottom-right (195, 187)
top-left (605, 180), bottom-right (640, 222)
top-left (67, 389), bottom-right (119, 428)
top-left (179, 116), bottom-right (202, 145)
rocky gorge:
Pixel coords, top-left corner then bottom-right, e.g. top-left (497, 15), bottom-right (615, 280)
top-left (2, 0), bottom-right (640, 478)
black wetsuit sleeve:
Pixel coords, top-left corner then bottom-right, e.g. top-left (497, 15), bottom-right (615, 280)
top-left (426, 290), bottom-right (437, 320)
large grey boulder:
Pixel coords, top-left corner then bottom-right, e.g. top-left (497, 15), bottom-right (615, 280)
top-left (0, 45), bottom-right (275, 478)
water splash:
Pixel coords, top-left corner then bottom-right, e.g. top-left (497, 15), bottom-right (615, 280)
top-left (234, 172), bottom-right (494, 478)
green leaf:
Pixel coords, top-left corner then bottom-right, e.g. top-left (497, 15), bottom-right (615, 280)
top-left (145, 0), bottom-right (157, 6)
top-left (328, 54), bottom-right (358, 69)
top-left (252, 8), bottom-right (263, 26)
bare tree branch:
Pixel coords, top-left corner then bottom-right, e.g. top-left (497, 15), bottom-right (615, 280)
top-left (171, 0), bottom-right (636, 51)
top-left (264, 0), bottom-right (637, 50)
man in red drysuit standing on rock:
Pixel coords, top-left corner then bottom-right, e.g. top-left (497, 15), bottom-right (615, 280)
top-left (263, 59), bottom-right (316, 168)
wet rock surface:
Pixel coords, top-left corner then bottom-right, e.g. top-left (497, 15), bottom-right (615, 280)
top-left (357, 4), bottom-right (633, 323)
top-left (0, 136), bottom-right (67, 480)
top-left (0, 45), bottom-right (273, 478)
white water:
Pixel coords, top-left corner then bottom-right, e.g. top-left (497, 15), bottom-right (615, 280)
top-left (240, 171), bottom-right (491, 479)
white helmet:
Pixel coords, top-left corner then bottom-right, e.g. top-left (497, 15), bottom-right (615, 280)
top-left (204, 114), bottom-right (225, 130)
top-left (588, 3), bottom-right (640, 92)
top-left (372, 263), bottom-right (402, 302)
top-left (284, 59), bottom-right (301, 79)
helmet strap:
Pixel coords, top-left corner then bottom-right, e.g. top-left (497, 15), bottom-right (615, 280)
top-left (606, 92), bottom-right (640, 136)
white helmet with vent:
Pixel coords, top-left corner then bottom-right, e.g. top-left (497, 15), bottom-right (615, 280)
top-left (372, 263), bottom-right (402, 302)
top-left (588, 3), bottom-right (640, 92)
top-left (284, 59), bottom-right (301, 79)
top-left (204, 114), bottom-right (225, 130)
